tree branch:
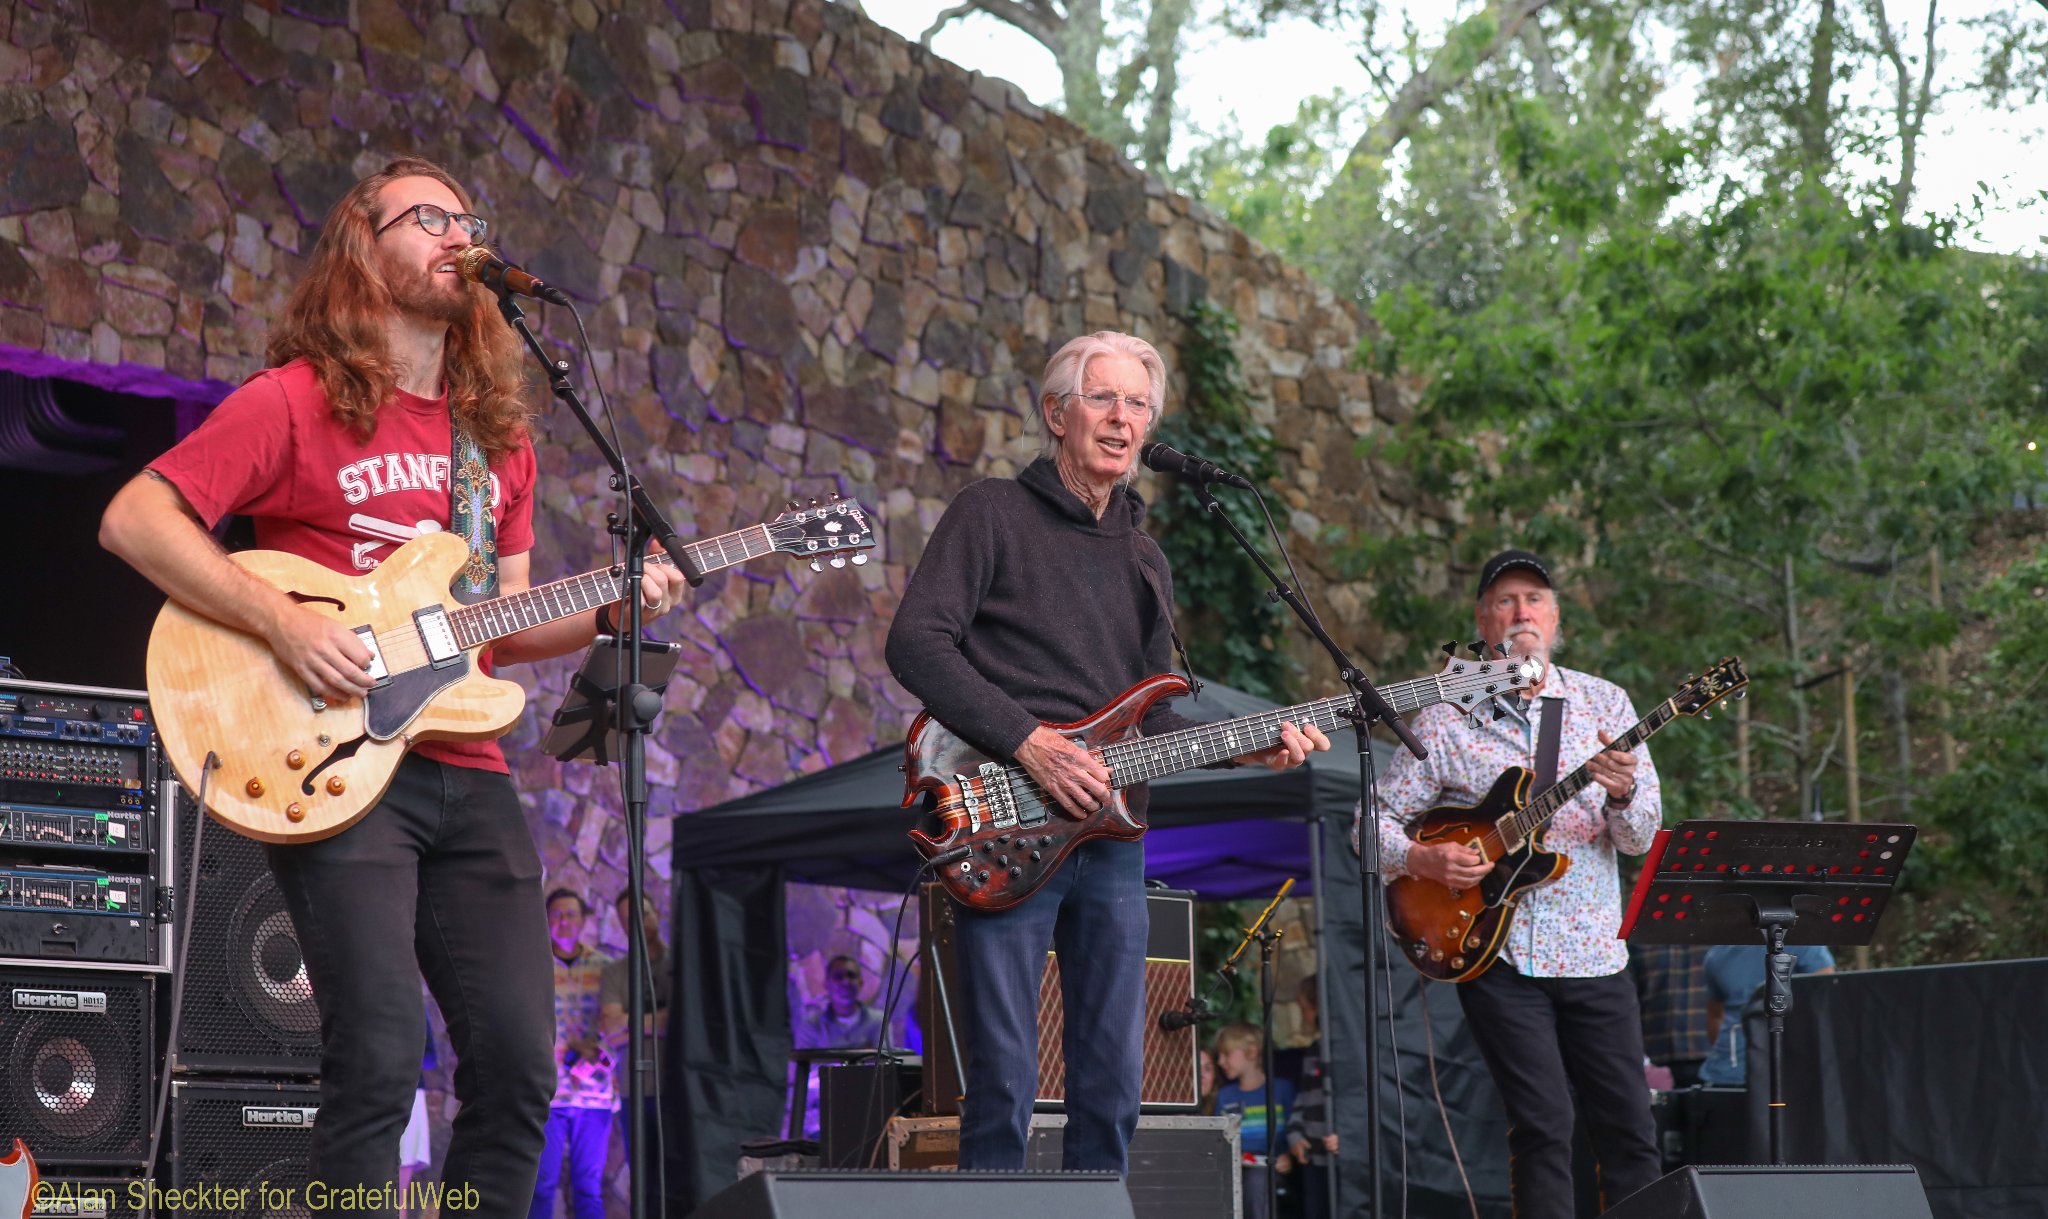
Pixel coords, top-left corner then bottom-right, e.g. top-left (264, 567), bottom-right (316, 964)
top-left (1333, 0), bottom-right (1562, 183)
top-left (922, 0), bottom-right (1063, 54)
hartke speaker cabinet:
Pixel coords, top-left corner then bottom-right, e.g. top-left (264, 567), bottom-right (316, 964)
top-left (919, 885), bottom-right (1196, 1114)
top-left (168, 794), bottom-right (321, 1075)
top-left (1606, 1164), bottom-right (1936, 1219)
top-left (0, 968), bottom-right (153, 1167)
top-left (166, 1079), bottom-right (320, 1213)
top-left (684, 1170), bottom-right (1137, 1219)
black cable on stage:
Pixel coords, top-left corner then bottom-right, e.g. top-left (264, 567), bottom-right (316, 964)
top-left (859, 859), bottom-right (942, 1169)
top-left (147, 750), bottom-right (219, 1178)
top-left (1418, 980), bottom-right (1480, 1219)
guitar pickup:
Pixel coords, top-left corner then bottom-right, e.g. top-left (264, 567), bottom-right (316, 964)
top-left (413, 606), bottom-right (463, 668)
top-left (350, 626), bottom-right (392, 686)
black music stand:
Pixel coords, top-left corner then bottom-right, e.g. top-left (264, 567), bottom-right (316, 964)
top-left (1620, 819), bottom-right (1916, 1163)
top-left (542, 634), bottom-right (680, 766)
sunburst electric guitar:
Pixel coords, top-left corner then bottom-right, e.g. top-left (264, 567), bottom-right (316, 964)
top-left (906, 650), bottom-right (1542, 912)
top-left (149, 498), bottom-right (875, 844)
top-left (1384, 657), bottom-right (1749, 982)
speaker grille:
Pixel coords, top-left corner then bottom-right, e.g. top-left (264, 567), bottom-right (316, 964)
top-left (168, 1080), bottom-right (320, 1216)
top-left (0, 968), bottom-right (151, 1166)
top-left (172, 797), bottom-right (321, 1075)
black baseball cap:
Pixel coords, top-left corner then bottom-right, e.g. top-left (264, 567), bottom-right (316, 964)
top-left (1476, 549), bottom-right (1553, 599)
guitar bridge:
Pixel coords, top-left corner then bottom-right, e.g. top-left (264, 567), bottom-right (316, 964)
top-left (977, 762), bottom-right (1019, 830)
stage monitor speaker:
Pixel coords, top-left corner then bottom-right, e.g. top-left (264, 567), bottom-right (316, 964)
top-left (0, 967), bottom-right (152, 1167)
top-left (168, 792), bottom-right (321, 1075)
top-left (685, 1169), bottom-right (1137, 1219)
top-left (29, 1174), bottom-right (146, 1218)
top-left (1606, 1164), bottom-right (1936, 1219)
top-left (919, 885), bottom-right (1196, 1114)
top-left (818, 1061), bottom-right (919, 1169)
top-left (165, 1079), bottom-right (319, 1211)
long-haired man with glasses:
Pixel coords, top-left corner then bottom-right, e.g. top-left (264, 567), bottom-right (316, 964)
top-left (886, 331), bottom-right (1329, 1171)
top-left (100, 157), bottom-right (686, 1215)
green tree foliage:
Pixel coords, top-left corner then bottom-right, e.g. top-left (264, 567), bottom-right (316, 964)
top-left (1146, 300), bottom-right (1293, 699)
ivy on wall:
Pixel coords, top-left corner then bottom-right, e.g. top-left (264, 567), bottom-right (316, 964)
top-left (1149, 300), bottom-right (1293, 700)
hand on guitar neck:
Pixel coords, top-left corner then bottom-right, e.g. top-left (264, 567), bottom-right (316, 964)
top-left (1012, 717), bottom-right (1332, 819)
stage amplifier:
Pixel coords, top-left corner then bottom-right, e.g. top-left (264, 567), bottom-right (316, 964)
top-left (0, 680), bottom-right (168, 970)
top-left (887, 1113), bottom-right (1240, 1219)
top-left (919, 885), bottom-right (1197, 1114)
top-left (1606, 1164), bottom-right (1936, 1219)
top-left (684, 1170), bottom-right (1137, 1219)
top-left (164, 1079), bottom-right (320, 1213)
top-left (28, 1175), bottom-right (146, 1218)
top-left (166, 788), bottom-right (320, 1076)
top-left (0, 966), bottom-right (154, 1167)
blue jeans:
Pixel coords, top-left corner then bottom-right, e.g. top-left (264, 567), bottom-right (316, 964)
top-left (952, 837), bottom-right (1146, 1171)
top-left (265, 756), bottom-right (554, 1219)
top-left (529, 1105), bottom-right (611, 1219)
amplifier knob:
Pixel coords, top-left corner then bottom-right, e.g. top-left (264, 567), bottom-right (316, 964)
top-left (286, 750), bottom-right (305, 769)
top-left (286, 803), bottom-right (305, 822)
top-left (246, 778), bottom-right (265, 797)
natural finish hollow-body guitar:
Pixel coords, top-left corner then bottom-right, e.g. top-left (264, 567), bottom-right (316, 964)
top-left (905, 651), bottom-right (1541, 912)
top-left (148, 499), bottom-right (874, 843)
top-left (1384, 658), bottom-right (1749, 982)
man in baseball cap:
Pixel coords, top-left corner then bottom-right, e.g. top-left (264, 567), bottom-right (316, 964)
top-left (1366, 546), bottom-right (1665, 1217)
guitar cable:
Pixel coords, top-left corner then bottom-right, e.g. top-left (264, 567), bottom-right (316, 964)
top-left (147, 750), bottom-right (220, 1184)
top-left (858, 857), bottom-right (944, 1169)
top-left (1417, 980), bottom-right (1481, 1219)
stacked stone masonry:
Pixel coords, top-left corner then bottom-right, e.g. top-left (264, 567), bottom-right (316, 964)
top-left (0, 0), bottom-right (1453, 923)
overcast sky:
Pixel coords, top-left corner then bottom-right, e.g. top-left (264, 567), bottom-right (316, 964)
top-left (858, 0), bottom-right (2045, 257)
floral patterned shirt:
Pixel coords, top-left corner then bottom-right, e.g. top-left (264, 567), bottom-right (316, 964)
top-left (1364, 663), bottom-right (1662, 978)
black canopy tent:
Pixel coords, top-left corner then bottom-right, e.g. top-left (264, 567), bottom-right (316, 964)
top-left (661, 682), bottom-right (1511, 1217)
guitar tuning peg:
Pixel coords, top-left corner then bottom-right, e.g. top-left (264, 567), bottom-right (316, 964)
top-left (851, 553), bottom-right (868, 566)
top-left (1701, 710), bottom-right (1712, 720)
top-left (1442, 641), bottom-right (1459, 657)
top-left (1494, 641), bottom-right (1510, 657)
top-left (829, 555), bottom-right (846, 568)
top-left (1468, 640), bottom-right (1487, 658)
top-left (1491, 700), bottom-right (1509, 722)
top-left (786, 498), bottom-right (800, 511)
top-left (809, 497), bottom-right (820, 507)
top-left (809, 559), bottom-right (823, 573)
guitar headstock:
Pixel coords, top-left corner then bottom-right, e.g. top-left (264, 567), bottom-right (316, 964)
top-left (1672, 657), bottom-right (1749, 717)
top-left (1434, 647), bottom-right (1543, 719)
top-left (767, 497), bottom-right (877, 571)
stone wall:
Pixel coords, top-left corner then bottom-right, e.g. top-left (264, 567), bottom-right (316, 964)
top-left (0, 0), bottom-right (1446, 1100)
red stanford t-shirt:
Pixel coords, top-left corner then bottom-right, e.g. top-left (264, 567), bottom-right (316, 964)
top-left (150, 358), bottom-right (537, 774)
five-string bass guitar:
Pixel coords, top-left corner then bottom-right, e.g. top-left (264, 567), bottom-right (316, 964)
top-left (1385, 656), bottom-right (1749, 982)
top-left (905, 650), bottom-right (1542, 912)
top-left (148, 498), bottom-right (876, 844)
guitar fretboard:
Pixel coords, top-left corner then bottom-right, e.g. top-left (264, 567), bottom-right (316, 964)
top-left (446, 524), bottom-right (773, 649)
top-left (1513, 698), bottom-right (1678, 837)
top-left (1096, 676), bottom-right (1442, 787)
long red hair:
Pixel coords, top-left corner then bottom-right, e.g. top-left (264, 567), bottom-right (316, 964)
top-left (265, 157), bottom-right (533, 456)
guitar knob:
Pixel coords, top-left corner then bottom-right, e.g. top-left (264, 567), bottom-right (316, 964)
top-left (997, 855), bottom-right (1010, 867)
top-left (326, 775), bottom-right (346, 795)
top-left (1030, 851), bottom-right (1042, 862)
top-left (285, 751), bottom-right (305, 770)
top-left (1451, 956), bottom-right (1466, 970)
top-left (977, 870), bottom-right (990, 883)
top-left (1008, 866), bottom-right (1022, 878)
top-left (285, 803), bottom-right (305, 822)
top-left (245, 778), bottom-right (264, 797)
top-left (1466, 936), bottom-right (1481, 950)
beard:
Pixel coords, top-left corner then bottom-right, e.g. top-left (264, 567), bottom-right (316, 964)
top-left (386, 261), bottom-right (473, 325)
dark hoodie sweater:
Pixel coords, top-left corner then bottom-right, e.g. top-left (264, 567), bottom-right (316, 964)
top-left (885, 457), bottom-right (1201, 813)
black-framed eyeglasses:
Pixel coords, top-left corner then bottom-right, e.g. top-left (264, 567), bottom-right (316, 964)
top-left (377, 202), bottom-right (489, 242)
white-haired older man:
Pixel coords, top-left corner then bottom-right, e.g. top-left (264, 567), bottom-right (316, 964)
top-left (886, 331), bottom-right (1329, 1172)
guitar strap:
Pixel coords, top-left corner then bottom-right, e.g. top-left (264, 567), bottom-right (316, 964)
top-left (1533, 696), bottom-right (1564, 794)
top-left (448, 419), bottom-right (499, 604)
top-left (1133, 529), bottom-right (1202, 698)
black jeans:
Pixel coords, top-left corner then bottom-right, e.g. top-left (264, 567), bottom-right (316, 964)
top-left (1457, 966), bottom-right (1662, 1218)
top-left (266, 755), bottom-right (555, 1218)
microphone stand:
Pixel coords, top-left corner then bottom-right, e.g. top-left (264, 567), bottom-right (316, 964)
top-left (1189, 481), bottom-right (1425, 1219)
top-left (497, 291), bottom-right (701, 1219)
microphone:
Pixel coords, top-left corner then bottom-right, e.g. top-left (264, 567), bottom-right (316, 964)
top-left (456, 245), bottom-right (573, 306)
top-left (1158, 1003), bottom-right (1218, 1031)
top-left (1140, 441), bottom-right (1255, 490)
